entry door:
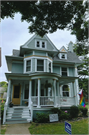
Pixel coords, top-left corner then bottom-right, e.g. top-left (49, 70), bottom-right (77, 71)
top-left (12, 85), bottom-right (21, 105)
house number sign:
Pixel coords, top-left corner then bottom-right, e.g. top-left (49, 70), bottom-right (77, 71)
top-left (49, 114), bottom-right (58, 122)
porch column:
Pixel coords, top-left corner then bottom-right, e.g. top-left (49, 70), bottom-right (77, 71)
top-left (57, 81), bottom-right (59, 96)
top-left (53, 79), bottom-right (57, 107)
top-left (29, 79), bottom-right (32, 107)
top-left (37, 78), bottom-right (41, 108)
top-left (7, 79), bottom-right (11, 105)
top-left (73, 81), bottom-right (77, 106)
top-left (75, 66), bottom-right (79, 105)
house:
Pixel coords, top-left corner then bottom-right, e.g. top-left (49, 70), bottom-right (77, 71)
top-left (3, 34), bottom-right (82, 124)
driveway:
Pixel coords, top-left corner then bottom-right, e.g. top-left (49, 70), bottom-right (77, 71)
top-left (5, 123), bottom-right (31, 134)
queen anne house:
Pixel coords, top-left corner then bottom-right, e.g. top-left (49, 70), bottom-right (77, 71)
top-left (3, 34), bottom-right (82, 124)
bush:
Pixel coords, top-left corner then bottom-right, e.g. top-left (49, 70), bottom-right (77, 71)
top-left (0, 99), bottom-right (5, 124)
top-left (78, 105), bottom-right (88, 116)
top-left (51, 108), bottom-right (62, 115)
top-left (36, 113), bottom-right (49, 123)
top-left (59, 111), bottom-right (70, 120)
top-left (85, 102), bottom-right (88, 105)
top-left (70, 105), bottom-right (79, 118)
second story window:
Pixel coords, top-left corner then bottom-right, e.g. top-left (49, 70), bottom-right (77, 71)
top-left (37, 60), bottom-right (44, 71)
top-left (26, 60), bottom-right (31, 72)
top-left (37, 41), bottom-right (40, 47)
top-left (49, 62), bottom-right (51, 72)
top-left (61, 54), bottom-right (65, 59)
top-left (62, 67), bottom-right (67, 76)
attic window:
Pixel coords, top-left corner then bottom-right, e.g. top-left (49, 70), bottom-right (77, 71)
top-left (37, 41), bottom-right (40, 47)
top-left (61, 54), bottom-right (65, 59)
top-left (42, 42), bottom-right (45, 48)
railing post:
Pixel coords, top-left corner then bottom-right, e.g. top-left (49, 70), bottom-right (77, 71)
top-left (37, 78), bottom-right (41, 108)
top-left (53, 79), bottom-right (57, 107)
top-left (31, 102), bottom-right (33, 122)
top-left (29, 79), bottom-right (32, 107)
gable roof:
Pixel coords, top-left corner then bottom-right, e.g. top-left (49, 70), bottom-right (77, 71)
top-left (20, 34), bottom-right (58, 56)
top-left (60, 46), bottom-right (67, 52)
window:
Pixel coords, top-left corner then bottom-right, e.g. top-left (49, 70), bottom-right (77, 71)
top-left (37, 60), bottom-right (44, 71)
top-left (62, 85), bottom-right (69, 97)
top-left (24, 84), bottom-right (29, 99)
top-left (26, 60), bottom-right (31, 72)
top-left (61, 54), bottom-right (65, 59)
top-left (49, 62), bottom-right (51, 72)
top-left (42, 42), bottom-right (45, 48)
top-left (37, 41), bottom-right (40, 47)
top-left (62, 67), bottom-right (67, 76)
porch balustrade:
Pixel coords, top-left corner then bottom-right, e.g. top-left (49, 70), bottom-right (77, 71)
top-left (56, 97), bottom-right (75, 106)
top-left (31, 96), bottom-right (75, 107)
top-left (40, 96), bottom-right (54, 106)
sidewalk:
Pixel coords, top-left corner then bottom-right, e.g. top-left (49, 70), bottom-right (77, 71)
top-left (5, 123), bottom-right (31, 135)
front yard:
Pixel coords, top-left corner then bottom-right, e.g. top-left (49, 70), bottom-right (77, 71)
top-left (29, 118), bottom-right (88, 134)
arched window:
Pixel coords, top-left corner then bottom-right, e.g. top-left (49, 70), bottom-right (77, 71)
top-left (62, 85), bottom-right (69, 97)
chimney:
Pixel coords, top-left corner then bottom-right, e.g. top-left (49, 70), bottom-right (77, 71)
top-left (68, 41), bottom-right (73, 52)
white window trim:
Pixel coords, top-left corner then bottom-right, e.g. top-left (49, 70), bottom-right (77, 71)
top-left (35, 40), bottom-right (47, 49)
top-left (61, 67), bottom-right (68, 76)
top-left (24, 58), bottom-right (32, 73)
top-left (58, 53), bottom-right (67, 59)
top-left (36, 59), bottom-right (45, 72)
top-left (62, 84), bottom-right (70, 97)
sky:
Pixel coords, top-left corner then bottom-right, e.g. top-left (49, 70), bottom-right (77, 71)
top-left (0, 13), bottom-right (76, 82)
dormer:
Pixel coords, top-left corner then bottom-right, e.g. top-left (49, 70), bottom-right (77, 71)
top-left (58, 46), bottom-right (67, 59)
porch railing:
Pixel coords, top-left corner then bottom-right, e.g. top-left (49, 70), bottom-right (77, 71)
top-left (56, 97), bottom-right (75, 106)
top-left (40, 96), bottom-right (54, 106)
top-left (31, 96), bottom-right (38, 106)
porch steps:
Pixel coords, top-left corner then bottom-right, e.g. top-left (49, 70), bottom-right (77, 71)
top-left (5, 107), bottom-right (31, 124)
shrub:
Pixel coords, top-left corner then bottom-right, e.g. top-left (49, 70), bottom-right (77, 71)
top-left (59, 111), bottom-right (70, 120)
top-left (0, 99), bottom-right (5, 124)
top-left (51, 108), bottom-right (62, 116)
top-left (70, 105), bottom-right (79, 118)
top-left (36, 113), bottom-right (49, 123)
top-left (78, 105), bottom-right (88, 116)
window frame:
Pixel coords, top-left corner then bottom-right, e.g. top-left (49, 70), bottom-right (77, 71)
top-left (62, 85), bottom-right (69, 97)
top-left (61, 67), bottom-right (68, 76)
top-left (35, 40), bottom-right (47, 49)
top-left (37, 59), bottom-right (44, 72)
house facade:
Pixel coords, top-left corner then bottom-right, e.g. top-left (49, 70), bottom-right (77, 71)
top-left (3, 34), bottom-right (82, 124)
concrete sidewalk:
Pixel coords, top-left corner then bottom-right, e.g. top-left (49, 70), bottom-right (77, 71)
top-left (5, 123), bottom-right (31, 135)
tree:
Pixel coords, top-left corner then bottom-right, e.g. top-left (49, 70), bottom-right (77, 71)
top-left (1, 1), bottom-right (88, 41)
top-left (0, 81), bottom-right (7, 91)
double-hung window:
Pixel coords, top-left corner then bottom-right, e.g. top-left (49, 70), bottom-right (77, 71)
top-left (26, 60), bottom-right (31, 72)
top-left (37, 41), bottom-right (40, 47)
top-left (49, 62), bottom-right (51, 72)
top-left (62, 85), bottom-right (69, 97)
top-left (62, 67), bottom-right (67, 76)
top-left (42, 42), bottom-right (45, 48)
top-left (37, 60), bottom-right (44, 71)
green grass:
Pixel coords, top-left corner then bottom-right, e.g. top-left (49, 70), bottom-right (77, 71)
top-left (29, 118), bottom-right (88, 134)
top-left (0, 129), bottom-right (6, 134)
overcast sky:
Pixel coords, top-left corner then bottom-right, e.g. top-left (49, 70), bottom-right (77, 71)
top-left (0, 13), bottom-right (76, 82)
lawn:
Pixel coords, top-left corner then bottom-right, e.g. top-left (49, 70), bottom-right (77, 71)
top-left (29, 118), bottom-right (88, 134)
top-left (0, 129), bottom-right (6, 134)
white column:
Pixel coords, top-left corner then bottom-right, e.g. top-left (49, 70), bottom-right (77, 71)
top-left (7, 79), bottom-right (11, 105)
top-left (29, 79), bottom-right (32, 107)
top-left (57, 81), bottom-right (59, 96)
top-left (75, 66), bottom-right (79, 105)
top-left (53, 79), bottom-right (57, 107)
top-left (37, 78), bottom-right (41, 108)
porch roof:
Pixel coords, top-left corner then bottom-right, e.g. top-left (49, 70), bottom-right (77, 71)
top-left (5, 72), bottom-right (78, 84)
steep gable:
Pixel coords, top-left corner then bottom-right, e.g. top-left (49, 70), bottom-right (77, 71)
top-left (21, 34), bottom-right (58, 52)
top-left (60, 46), bottom-right (67, 52)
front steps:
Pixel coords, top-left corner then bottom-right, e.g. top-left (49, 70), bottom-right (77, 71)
top-left (5, 107), bottom-right (31, 124)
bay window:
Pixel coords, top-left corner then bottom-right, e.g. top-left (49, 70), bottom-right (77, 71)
top-left (37, 59), bottom-right (44, 71)
top-left (26, 60), bottom-right (31, 72)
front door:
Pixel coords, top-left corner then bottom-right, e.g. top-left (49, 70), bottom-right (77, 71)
top-left (12, 85), bottom-right (21, 105)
